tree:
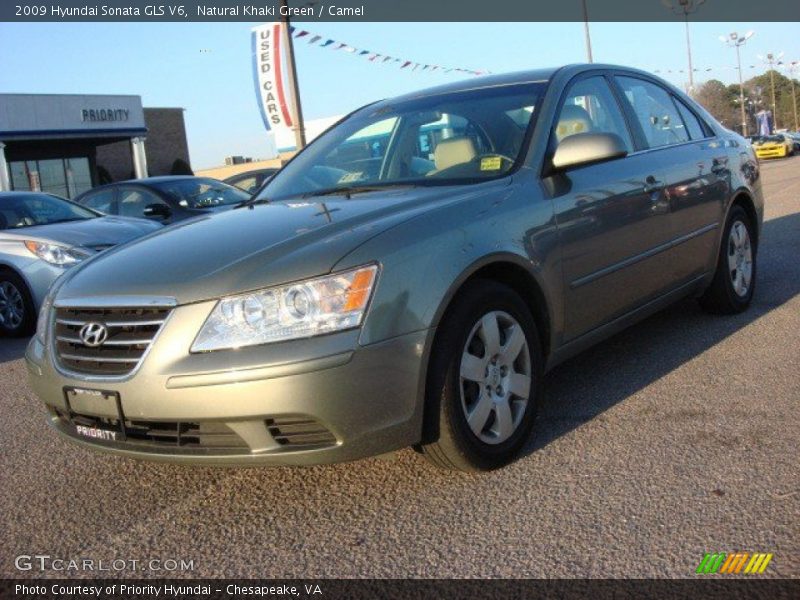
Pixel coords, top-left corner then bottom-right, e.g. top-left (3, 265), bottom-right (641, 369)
top-left (694, 80), bottom-right (737, 127)
top-left (744, 70), bottom-right (798, 131)
top-left (170, 158), bottom-right (193, 175)
top-left (95, 165), bottom-right (113, 185)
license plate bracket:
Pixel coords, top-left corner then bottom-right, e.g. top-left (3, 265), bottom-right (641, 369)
top-left (63, 387), bottom-right (126, 442)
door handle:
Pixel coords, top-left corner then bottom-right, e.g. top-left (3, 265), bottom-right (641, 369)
top-left (643, 175), bottom-right (664, 195)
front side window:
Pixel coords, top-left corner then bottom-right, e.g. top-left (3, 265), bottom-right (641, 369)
top-left (257, 82), bottom-right (546, 202)
top-left (553, 75), bottom-right (633, 151)
top-left (0, 194), bottom-right (97, 230)
top-left (616, 76), bottom-right (690, 148)
top-left (151, 178), bottom-right (249, 208)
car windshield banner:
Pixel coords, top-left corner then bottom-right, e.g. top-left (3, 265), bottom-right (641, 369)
top-left (252, 22), bottom-right (294, 138)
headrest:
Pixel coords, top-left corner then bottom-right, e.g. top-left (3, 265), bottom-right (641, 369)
top-left (433, 137), bottom-right (477, 172)
top-left (556, 104), bottom-right (593, 142)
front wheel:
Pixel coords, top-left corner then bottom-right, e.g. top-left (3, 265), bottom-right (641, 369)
top-left (0, 271), bottom-right (36, 337)
top-left (419, 280), bottom-right (543, 472)
top-left (699, 205), bottom-right (757, 314)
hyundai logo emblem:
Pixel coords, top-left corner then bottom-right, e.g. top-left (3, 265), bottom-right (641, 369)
top-left (79, 322), bottom-right (109, 347)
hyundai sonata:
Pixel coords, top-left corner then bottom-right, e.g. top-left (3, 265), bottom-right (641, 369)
top-left (26, 65), bottom-right (763, 471)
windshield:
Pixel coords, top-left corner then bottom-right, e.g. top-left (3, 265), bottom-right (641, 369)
top-left (0, 193), bottom-right (97, 230)
top-left (152, 178), bottom-right (250, 209)
top-left (257, 82), bottom-right (546, 202)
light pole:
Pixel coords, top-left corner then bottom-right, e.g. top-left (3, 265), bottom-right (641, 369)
top-left (581, 0), bottom-right (593, 63)
top-left (662, 0), bottom-right (705, 95)
top-left (721, 31), bottom-right (754, 136)
top-left (785, 61), bottom-right (799, 131)
top-left (280, 0), bottom-right (307, 150)
top-left (759, 52), bottom-right (784, 130)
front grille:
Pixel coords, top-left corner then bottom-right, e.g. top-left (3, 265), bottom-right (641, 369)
top-left (58, 410), bottom-right (249, 452)
top-left (266, 416), bottom-right (337, 448)
top-left (54, 306), bottom-right (171, 376)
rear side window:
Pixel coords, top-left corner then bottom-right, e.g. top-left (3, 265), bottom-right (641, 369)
top-left (673, 97), bottom-right (707, 140)
top-left (616, 76), bottom-right (689, 148)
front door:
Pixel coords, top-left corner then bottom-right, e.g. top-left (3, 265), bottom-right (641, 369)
top-left (545, 74), bottom-right (675, 341)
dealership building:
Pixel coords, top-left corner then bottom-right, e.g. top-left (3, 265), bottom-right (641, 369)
top-left (0, 94), bottom-right (191, 198)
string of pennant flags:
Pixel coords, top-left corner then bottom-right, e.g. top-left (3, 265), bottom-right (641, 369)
top-left (653, 64), bottom-right (790, 75)
top-left (286, 26), bottom-right (792, 82)
top-left (288, 26), bottom-right (489, 76)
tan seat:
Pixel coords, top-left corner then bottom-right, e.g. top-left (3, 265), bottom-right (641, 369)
top-left (431, 137), bottom-right (478, 173)
top-left (555, 104), bottom-right (593, 142)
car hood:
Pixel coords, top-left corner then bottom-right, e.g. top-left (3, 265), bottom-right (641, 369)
top-left (1, 216), bottom-right (161, 251)
top-left (56, 183), bottom-right (504, 305)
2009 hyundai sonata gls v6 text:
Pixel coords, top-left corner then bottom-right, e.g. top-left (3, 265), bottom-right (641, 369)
top-left (26, 65), bottom-right (763, 471)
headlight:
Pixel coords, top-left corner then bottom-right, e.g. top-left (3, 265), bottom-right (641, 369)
top-left (24, 241), bottom-right (90, 267)
top-left (191, 264), bottom-right (379, 352)
top-left (35, 290), bottom-right (55, 344)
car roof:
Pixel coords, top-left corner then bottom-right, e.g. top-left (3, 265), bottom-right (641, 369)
top-left (120, 175), bottom-right (202, 184)
top-left (378, 63), bottom-right (682, 106)
top-left (384, 67), bottom-right (560, 104)
top-left (225, 168), bottom-right (278, 178)
top-left (78, 175), bottom-right (207, 195)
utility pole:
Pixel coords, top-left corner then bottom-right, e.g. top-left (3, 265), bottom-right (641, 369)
top-left (721, 31), bottom-right (754, 136)
top-left (786, 61), bottom-right (799, 132)
top-left (581, 0), bottom-right (593, 63)
top-left (280, 0), bottom-right (307, 150)
top-left (663, 0), bottom-right (705, 96)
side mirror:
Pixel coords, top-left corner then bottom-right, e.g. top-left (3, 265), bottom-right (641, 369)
top-left (143, 203), bottom-right (171, 219)
top-left (551, 132), bottom-right (628, 172)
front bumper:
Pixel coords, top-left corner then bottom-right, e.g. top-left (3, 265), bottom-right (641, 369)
top-left (26, 300), bottom-right (429, 465)
top-left (754, 146), bottom-right (788, 159)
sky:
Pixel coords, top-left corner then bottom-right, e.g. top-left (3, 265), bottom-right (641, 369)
top-left (1, 21), bottom-right (798, 169)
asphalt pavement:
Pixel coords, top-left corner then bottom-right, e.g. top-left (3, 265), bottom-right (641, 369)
top-left (1, 156), bottom-right (798, 579)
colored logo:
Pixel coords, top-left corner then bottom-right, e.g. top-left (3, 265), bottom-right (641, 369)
top-left (696, 552), bottom-right (773, 574)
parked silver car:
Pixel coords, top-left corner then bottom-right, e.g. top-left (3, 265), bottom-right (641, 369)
top-left (0, 192), bottom-right (161, 336)
top-left (27, 65), bottom-right (763, 471)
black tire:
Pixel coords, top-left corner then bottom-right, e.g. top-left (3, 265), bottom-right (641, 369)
top-left (0, 270), bottom-right (36, 337)
top-left (419, 280), bottom-right (543, 472)
top-left (698, 205), bottom-right (757, 314)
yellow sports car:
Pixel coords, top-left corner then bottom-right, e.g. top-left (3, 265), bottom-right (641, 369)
top-left (751, 134), bottom-right (794, 159)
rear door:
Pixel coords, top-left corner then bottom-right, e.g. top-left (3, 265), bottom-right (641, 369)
top-left (546, 73), bottom-right (675, 341)
top-left (613, 75), bottom-right (727, 284)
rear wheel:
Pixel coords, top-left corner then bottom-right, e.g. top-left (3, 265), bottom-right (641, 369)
top-left (0, 271), bottom-right (35, 337)
top-left (699, 205), bottom-right (756, 314)
top-left (419, 280), bottom-right (543, 472)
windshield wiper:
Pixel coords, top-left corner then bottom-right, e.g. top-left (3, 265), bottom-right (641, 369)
top-left (234, 196), bottom-right (270, 209)
top-left (303, 183), bottom-right (417, 200)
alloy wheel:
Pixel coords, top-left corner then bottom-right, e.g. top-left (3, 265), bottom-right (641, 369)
top-left (459, 310), bottom-right (532, 445)
top-left (0, 281), bottom-right (25, 330)
top-left (727, 220), bottom-right (753, 297)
